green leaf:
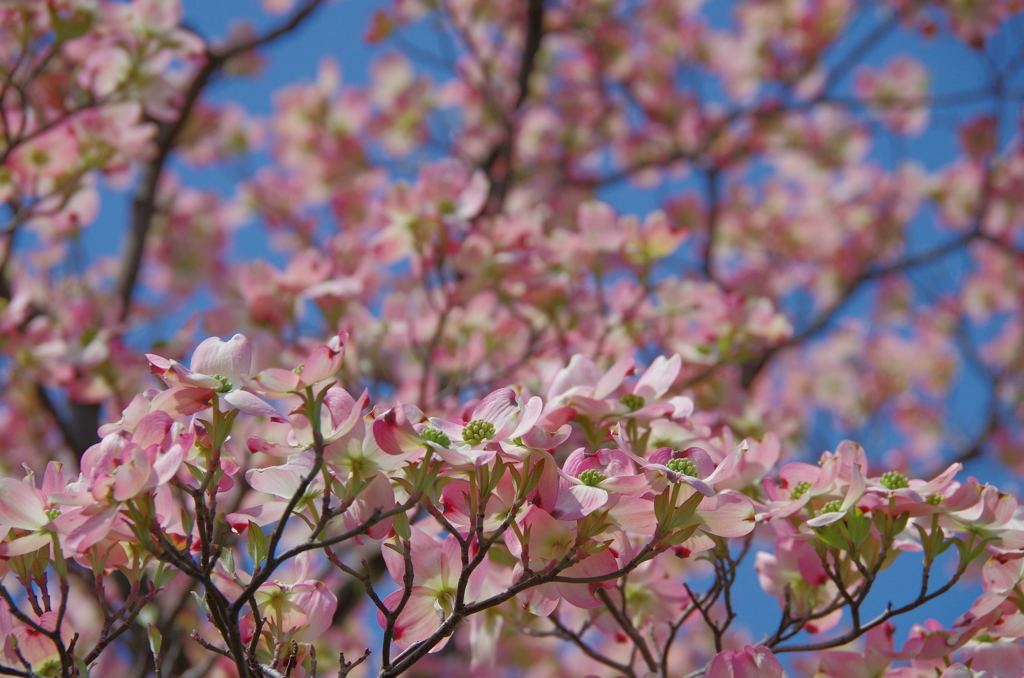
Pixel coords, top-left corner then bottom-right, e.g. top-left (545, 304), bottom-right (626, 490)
top-left (50, 7), bottom-right (94, 42)
top-left (667, 490), bottom-right (705, 531)
top-left (815, 524), bottom-right (847, 551)
top-left (663, 524), bottom-right (700, 547)
top-left (392, 510), bottom-right (411, 541)
top-left (153, 563), bottom-right (179, 590)
top-left (183, 462), bottom-right (206, 484)
top-left (147, 624), bottom-right (163, 657)
top-left (847, 508), bottom-right (871, 549)
top-left (219, 548), bottom-right (235, 574)
top-left (192, 591), bottom-right (211, 616)
top-left (247, 521), bottom-right (269, 568)
top-left (891, 512), bottom-right (910, 537)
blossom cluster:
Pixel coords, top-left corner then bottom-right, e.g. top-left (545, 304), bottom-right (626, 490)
top-left (1, 333), bottom-right (1022, 678)
top-left (2, 0), bottom-right (1024, 677)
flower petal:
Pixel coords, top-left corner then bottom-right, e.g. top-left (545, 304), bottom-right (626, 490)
top-left (224, 390), bottom-right (281, 419)
top-left (191, 334), bottom-right (252, 388)
top-left (0, 479), bottom-right (48, 529)
top-left (633, 354), bottom-right (681, 401)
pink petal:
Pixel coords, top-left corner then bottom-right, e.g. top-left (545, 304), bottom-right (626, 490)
top-left (0, 532), bottom-right (54, 557)
top-left (290, 581), bottom-right (339, 641)
top-left (567, 395), bottom-right (615, 419)
top-left (806, 510), bottom-right (846, 528)
top-left (555, 549), bottom-right (618, 609)
top-left (685, 447), bottom-right (718, 479)
top-left (247, 436), bottom-right (298, 458)
top-left (608, 494), bottom-right (657, 535)
top-left (600, 474), bottom-right (649, 494)
top-left (509, 396), bottom-right (543, 440)
top-left (300, 336), bottom-right (346, 386)
top-left (147, 357), bottom-right (223, 389)
top-left (471, 388), bottom-right (519, 437)
top-left (593, 357), bottom-right (635, 400)
top-left (629, 402), bottom-right (677, 420)
top-left (517, 423), bottom-right (571, 450)
top-left (226, 502), bottom-right (289, 531)
top-left (153, 444), bottom-right (185, 484)
top-left (246, 464), bottom-right (306, 499)
top-left (840, 463), bottom-right (866, 512)
top-left (12, 617), bottom-right (62, 667)
top-left (40, 462), bottom-right (65, 498)
top-left (547, 355), bottom-right (599, 401)
top-left (680, 476), bottom-right (716, 497)
top-left (697, 493), bottom-right (756, 538)
top-left (383, 527), bottom-right (441, 585)
top-left (325, 388), bottom-right (369, 440)
top-left (345, 472), bottom-right (395, 540)
top-left (245, 368), bottom-right (301, 398)
top-left (454, 170), bottom-right (489, 220)
top-left (224, 390), bottom-right (281, 419)
top-left (132, 411), bottom-right (173, 448)
top-left (64, 505), bottom-right (121, 554)
top-left (150, 386), bottom-right (215, 417)
top-left (0, 479), bottom-right (47, 529)
top-left (375, 405), bottom-right (428, 455)
top-left (113, 445), bottom-right (155, 501)
top-left (554, 484), bottom-right (608, 520)
top-left (190, 334), bottom-right (252, 388)
top-left (377, 587), bottom-right (443, 649)
top-left (736, 646), bottom-right (786, 678)
top-left (633, 354), bottom-right (681, 401)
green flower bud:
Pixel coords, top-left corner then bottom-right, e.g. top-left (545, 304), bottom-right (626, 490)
top-left (462, 419), bottom-right (496, 446)
top-left (790, 481), bottom-right (812, 500)
top-left (880, 471), bottom-right (910, 490)
top-left (210, 374), bottom-right (232, 393)
top-left (619, 393), bottom-right (645, 412)
top-left (665, 458), bottom-right (699, 478)
top-left (821, 500), bottom-right (843, 514)
top-left (578, 469), bottom-right (607, 487)
top-left (421, 427), bottom-right (451, 448)
top-left (926, 494), bottom-right (943, 506)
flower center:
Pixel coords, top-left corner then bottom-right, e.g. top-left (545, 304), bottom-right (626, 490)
top-left (880, 471), bottom-right (909, 490)
top-left (421, 427), bottom-right (451, 448)
top-left (789, 481), bottom-right (812, 500)
top-left (666, 458), bottom-right (699, 478)
top-left (619, 393), bottom-right (645, 412)
top-left (821, 500), bottom-right (843, 514)
top-left (210, 374), bottom-right (232, 393)
top-left (578, 469), bottom-right (607, 486)
top-left (462, 419), bottom-right (495, 446)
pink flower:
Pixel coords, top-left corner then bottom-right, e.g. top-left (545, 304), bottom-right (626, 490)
top-left (553, 447), bottom-right (650, 521)
top-left (707, 645), bottom-right (787, 678)
top-left (854, 56), bottom-right (929, 136)
top-left (147, 334), bottom-right (280, 419)
top-left (756, 525), bottom-right (843, 634)
top-left (245, 333), bottom-right (348, 398)
top-left (377, 527), bottom-right (489, 649)
top-left (0, 462), bottom-right (66, 557)
top-left (816, 622), bottom-right (895, 678)
top-left (423, 389), bottom-right (542, 467)
top-left (9, 611), bottom-right (73, 676)
top-left (213, 552), bottom-right (337, 642)
top-left (546, 354), bottom-right (685, 422)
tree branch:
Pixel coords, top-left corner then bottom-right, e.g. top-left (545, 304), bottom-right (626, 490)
top-left (115, 0), bottom-right (327, 322)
